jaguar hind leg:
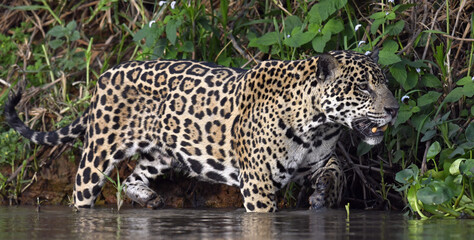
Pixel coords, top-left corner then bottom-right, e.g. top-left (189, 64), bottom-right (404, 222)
top-left (124, 151), bottom-right (171, 209)
top-left (309, 156), bottom-right (345, 210)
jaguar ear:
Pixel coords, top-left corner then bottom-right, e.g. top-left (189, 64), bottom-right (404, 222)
top-left (316, 54), bottom-right (338, 82)
top-left (370, 47), bottom-right (379, 63)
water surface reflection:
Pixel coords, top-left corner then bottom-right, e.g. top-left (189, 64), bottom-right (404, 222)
top-left (0, 206), bottom-right (472, 239)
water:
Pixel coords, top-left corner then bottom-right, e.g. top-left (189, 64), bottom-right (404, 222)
top-left (0, 206), bottom-right (472, 240)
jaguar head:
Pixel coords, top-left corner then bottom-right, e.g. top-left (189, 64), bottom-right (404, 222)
top-left (315, 50), bottom-right (399, 145)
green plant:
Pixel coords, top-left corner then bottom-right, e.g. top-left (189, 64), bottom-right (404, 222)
top-left (248, 0), bottom-right (348, 60)
top-left (395, 148), bottom-right (473, 219)
top-left (0, 129), bottom-right (32, 203)
top-left (345, 202), bottom-right (350, 220)
top-left (131, 1), bottom-right (244, 66)
top-left (102, 166), bottom-right (127, 212)
top-left (283, 182), bottom-right (298, 207)
top-left (386, 0), bottom-right (473, 218)
top-left (46, 21), bottom-right (86, 74)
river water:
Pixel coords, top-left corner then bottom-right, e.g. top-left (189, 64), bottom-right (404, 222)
top-left (0, 206), bottom-right (472, 239)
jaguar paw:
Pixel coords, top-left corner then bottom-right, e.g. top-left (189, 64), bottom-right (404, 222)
top-left (146, 195), bottom-right (165, 209)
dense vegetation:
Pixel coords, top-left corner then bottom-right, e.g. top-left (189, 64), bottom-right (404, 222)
top-left (0, 0), bottom-right (472, 218)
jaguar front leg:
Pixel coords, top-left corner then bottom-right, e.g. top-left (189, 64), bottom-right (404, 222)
top-left (309, 155), bottom-right (345, 210)
top-left (239, 167), bottom-right (278, 212)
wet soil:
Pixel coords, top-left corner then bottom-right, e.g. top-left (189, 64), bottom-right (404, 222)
top-left (2, 152), bottom-right (243, 208)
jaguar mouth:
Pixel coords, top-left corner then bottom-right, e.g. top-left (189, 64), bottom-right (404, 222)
top-left (352, 119), bottom-right (389, 138)
top-left (371, 124), bottom-right (388, 134)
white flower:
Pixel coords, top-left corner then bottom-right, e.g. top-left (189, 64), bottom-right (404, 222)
top-left (170, 1), bottom-right (176, 9)
top-left (354, 24), bottom-right (362, 31)
top-left (388, 0), bottom-right (394, 3)
top-left (416, 68), bottom-right (421, 73)
top-left (149, 20), bottom-right (156, 28)
top-left (318, 28), bottom-right (321, 32)
top-left (286, 34), bottom-right (291, 38)
top-left (365, 51), bottom-right (371, 55)
top-left (158, 1), bottom-right (167, 6)
top-left (401, 95), bottom-right (410, 103)
top-left (471, 76), bottom-right (474, 81)
top-left (358, 41), bottom-right (366, 47)
top-left (385, 12), bottom-right (390, 15)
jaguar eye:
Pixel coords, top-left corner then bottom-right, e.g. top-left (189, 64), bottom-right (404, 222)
top-left (357, 83), bottom-right (369, 91)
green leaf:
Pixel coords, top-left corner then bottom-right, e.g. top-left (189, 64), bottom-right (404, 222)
top-left (411, 106), bottom-right (420, 113)
top-left (394, 106), bottom-right (412, 127)
top-left (284, 15), bottom-right (302, 33)
top-left (426, 141), bottom-right (441, 159)
top-left (309, 18), bottom-right (343, 51)
top-left (133, 27), bottom-right (150, 43)
top-left (357, 142), bottom-right (373, 156)
top-left (166, 18), bottom-right (181, 45)
top-left (462, 82), bottom-right (474, 97)
top-left (403, 69), bottom-right (418, 90)
top-left (371, 18), bottom-right (385, 34)
top-left (322, 18), bottom-right (344, 34)
top-left (382, 40), bottom-right (398, 53)
top-left (421, 74), bottom-right (442, 88)
top-left (248, 38), bottom-right (269, 53)
top-left (143, 27), bottom-right (163, 47)
top-left (402, 59), bottom-right (428, 68)
top-left (70, 31), bottom-right (80, 41)
top-left (412, 113), bottom-right (430, 132)
top-left (421, 130), bottom-right (437, 142)
top-left (460, 158), bottom-right (474, 177)
top-left (390, 64), bottom-right (407, 85)
top-left (179, 41), bottom-right (194, 53)
top-left (417, 91), bottom-right (441, 107)
top-left (312, 35), bottom-right (330, 52)
top-left (308, 0), bottom-right (348, 24)
top-left (49, 39), bottom-right (64, 50)
top-left (449, 158), bottom-right (465, 175)
top-left (417, 182), bottom-right (453, 204)
top-left (153, 38), bottom-right (167, 58)
top-left (448, 144), bottom-right (471, 158)
top-left (448, 122), bottom-right (460, 138)
top-left (456, 76), bottom-right (472, 86)
top-left (379, 49), bottom-right (401, 65)
top-left (407, 185), bottom-right (422, 215)
top-left (443, 87), bottom-right (464, 103)
top-left (395, 168), bottom-right (417, 184)
top-left (308, 5), bottom-right (323, 25)
top-left (66, 21), bottom-right (77, 31)
top-left (386, 12), bottom-right (396, 20)
top-left (284, 31), bottom-right (316, 48)
top-left (393, 4), bottom-right (416, 13)
top-left (386, 20), bottom-right (405, 35)
top-left (393, 149), bottom-right (405, 163)
top-left (444, 176), bottom-right (462, 194)
top-left (369, 11), bottom-right (387, 20)
top-left (47, 25), bottom-right (66, 38)
top-left (255, 32), bottom-right (280, 46)
top-left (466, 122), bottom-right (474, 142)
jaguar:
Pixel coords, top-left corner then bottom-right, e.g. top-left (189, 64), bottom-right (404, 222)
top-left (5, 50), bottom-right (399, 212)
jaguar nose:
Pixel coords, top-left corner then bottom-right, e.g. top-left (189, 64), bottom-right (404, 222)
top-left (384, 106), bottom-right (399, 119)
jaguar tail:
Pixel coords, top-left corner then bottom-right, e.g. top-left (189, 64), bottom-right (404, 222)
top-left (4, 89), bottom-right (88, 146)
